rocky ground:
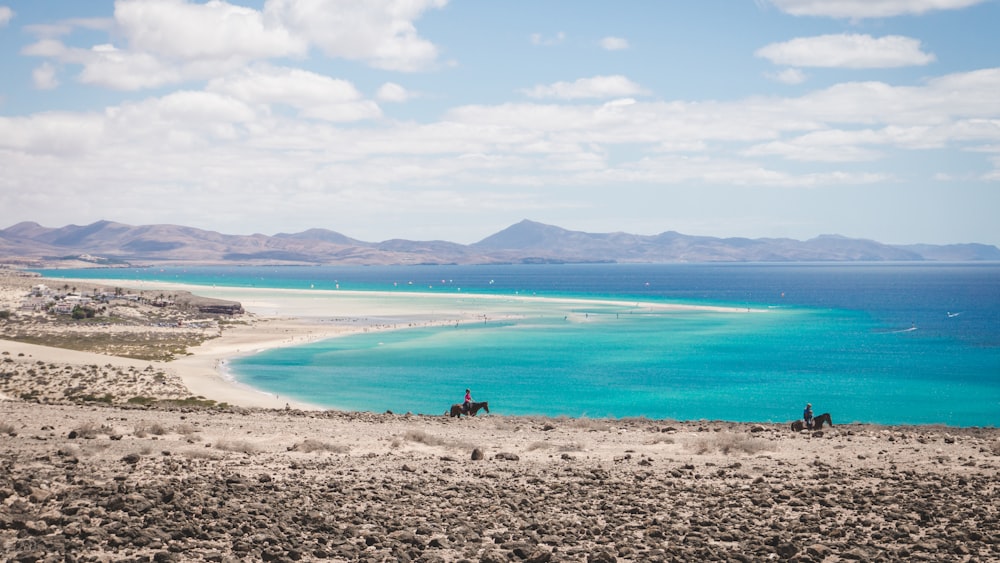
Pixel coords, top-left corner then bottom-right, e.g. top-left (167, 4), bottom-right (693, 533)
top-left (1, 401), bottom-right (998, 562)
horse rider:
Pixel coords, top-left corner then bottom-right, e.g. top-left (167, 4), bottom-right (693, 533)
top-left (463, 388), bottom-right (473, 414)
top-left (803, 403), bottom-right (813, 430)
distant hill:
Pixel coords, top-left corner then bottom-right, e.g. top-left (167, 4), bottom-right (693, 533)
top-left (2, 219), bottom-right (998, 267)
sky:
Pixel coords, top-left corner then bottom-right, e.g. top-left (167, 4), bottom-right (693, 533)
top-left (1, 0), bottom-right (999, 246)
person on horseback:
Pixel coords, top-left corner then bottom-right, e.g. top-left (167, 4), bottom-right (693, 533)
top-left (803, 403), bottom-right (813, 430)
top-left (463, 388), bottom-right (473, 415)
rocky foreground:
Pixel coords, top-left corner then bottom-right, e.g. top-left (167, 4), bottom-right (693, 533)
top-left (1, 401), bottom-right (998, 562)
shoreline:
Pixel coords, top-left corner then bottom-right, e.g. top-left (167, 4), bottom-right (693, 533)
top-left (15, 278), bottom-right (764, 415)
top-left (2, 274), bottom-right (993, 427)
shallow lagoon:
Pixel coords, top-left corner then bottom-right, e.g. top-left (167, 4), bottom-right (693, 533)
top-left (43, 263), bottom-right (1000, 425)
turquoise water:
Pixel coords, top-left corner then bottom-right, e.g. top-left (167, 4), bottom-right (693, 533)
top-left (39, 263), bottom-right (1000, 426)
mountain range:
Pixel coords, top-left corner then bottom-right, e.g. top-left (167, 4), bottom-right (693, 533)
top-left (1, 219), bottom-right (998, 267)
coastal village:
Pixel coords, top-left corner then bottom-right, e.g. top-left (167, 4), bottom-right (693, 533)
top-left (0, 269), bottom-right (242, 362)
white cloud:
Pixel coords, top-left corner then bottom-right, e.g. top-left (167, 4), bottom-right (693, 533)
top-left (768, 0), bottom-right (987, 19)
top-left (25, 17), bottom-right (114, 39)
top-left (530, 32), bottom-right (566, 46)
top-left (32, 63), bottom-right (59, 90)
top-left (599, 36), bottom-right (629, 51)
top-left (138, 91), bottom-right (258, 125)
top-left (208, 65), bottom-right (381, 122)
top-left (3, 65), bottom-right (1000, 239)
top-left (790, 68), bottom-right (1000, 126)
top-left (756, 34), bottom-right (935, 68)
top-left (376, 82), bottom-right (412, 103)
top-left (265, 0), bottom-right (448, 71)
top-left (115, 0), bottom-right (307, 60)
top-left (768, 68), bottom-right (808, 84)
top-left (78, 44), bottom-right (186, 90)
top-left (22, 0), bottom-right (446, 92)
top-left (0, 112), bottom-right (104, 156)
top-left (22, 39), bottom-right (69, 58)
top-left (521, 75), bottom-right (649, 100)
top-left (0, 6), bottom-right (13, 27)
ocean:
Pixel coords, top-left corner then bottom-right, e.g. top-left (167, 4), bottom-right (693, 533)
top-left (38, 263), bottom-right (1000, 426)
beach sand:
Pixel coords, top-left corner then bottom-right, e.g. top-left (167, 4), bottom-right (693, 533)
top-left (1, 274), bottom-right (998, 561)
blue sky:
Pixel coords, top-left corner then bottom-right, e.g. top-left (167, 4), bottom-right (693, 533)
top-left (1, 0), bottom-right (999, 246)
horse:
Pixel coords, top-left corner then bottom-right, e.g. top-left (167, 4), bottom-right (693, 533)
top-left (791, 412), bottom-right (832, 432)
top-left (449, 401), bottom-right (489, 418)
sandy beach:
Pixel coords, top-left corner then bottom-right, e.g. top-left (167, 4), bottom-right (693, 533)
top-left (4, 277), bottom-right (759, 411)
top-left (1, 273), bottom-right (999, 561)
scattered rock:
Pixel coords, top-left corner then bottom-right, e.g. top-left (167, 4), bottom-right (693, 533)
top-left (0, 402), bottom-right (995, 562)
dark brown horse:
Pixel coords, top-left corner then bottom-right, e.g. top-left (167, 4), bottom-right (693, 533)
top-left (449, 401), bottom-right (489, 417)
top-left (791, 412), bottom-right (832, 432)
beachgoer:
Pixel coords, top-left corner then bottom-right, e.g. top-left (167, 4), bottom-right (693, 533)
top-left (803, 403), bottom-right (813, 429)
top-left (463, 388), bottom-right (473, 414)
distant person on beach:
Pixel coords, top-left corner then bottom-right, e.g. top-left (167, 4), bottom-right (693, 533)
top-left (803, 403), bottom-right (813, 429)
top-left (463, 388), bottom-right (473, 414)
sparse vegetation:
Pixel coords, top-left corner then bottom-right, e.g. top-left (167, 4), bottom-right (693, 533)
top-left (133, 422), bottom-right (168, 437)
top-left (71, 421), bottom-right (114, 439)
top-left (127, 396), bottom-right (157, 406)
top-left (289, 439), bottom-right (349, 453)
top-left (2, 331), bottom-right (210, 360)
top-left (157, 396), bottom-right (221, 408)
top-left (213, 440), bottom-right (258, 454)
top-left (402, 429), bottom-right (474, 450)
top-left (76, 393), bottom-right (115, 404)
top-left (174, 422), bottom-right (200, 436)
top-left (648, 434), bottom-right (676, 445)
top-left (689, 432), bottom-right (776, 455)
top-left (564, 417), bottom-right (613, 432)
top-left (525, 441), bottom-right (585, 452)
top-left (403, 429), bottom-right (447, 446)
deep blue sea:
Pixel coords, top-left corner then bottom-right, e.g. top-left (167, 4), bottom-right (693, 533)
top-left (38, 263), bottom-right (1000, 426)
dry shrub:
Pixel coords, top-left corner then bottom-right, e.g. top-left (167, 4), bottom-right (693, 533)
top-left (404, 429), bottom-right (447, 447)
top-left (566, 417), bottom-right (613, 432)
top-left (403, 429), bottom-right (473, 450)
top-left (526, 441), bottom-right (584, 452)
top-left (79, 442), bottom-right (111, 455)
top-left (649, 435), bottom-right (676, 445)
top-left (183, 449), bottom-right (221, 460)
top-left (0, 422), bottom-right (16, 436)
top-left (689, 432), bottom-right (775, 456)
top-left (490, 419), bottom-right (519, 432)
top-left (290, 439), bottom-right (349, 454)
top-left (213, 440), bottom-right (258, 454)
top-left (174, 423), bottom-right (200, 436)
top-left (526, 441), bottom-right (552, 451)
top-left (133, 421), bottom-right (168, 438)
top-left (72, 421), bottom-right (114, 439)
